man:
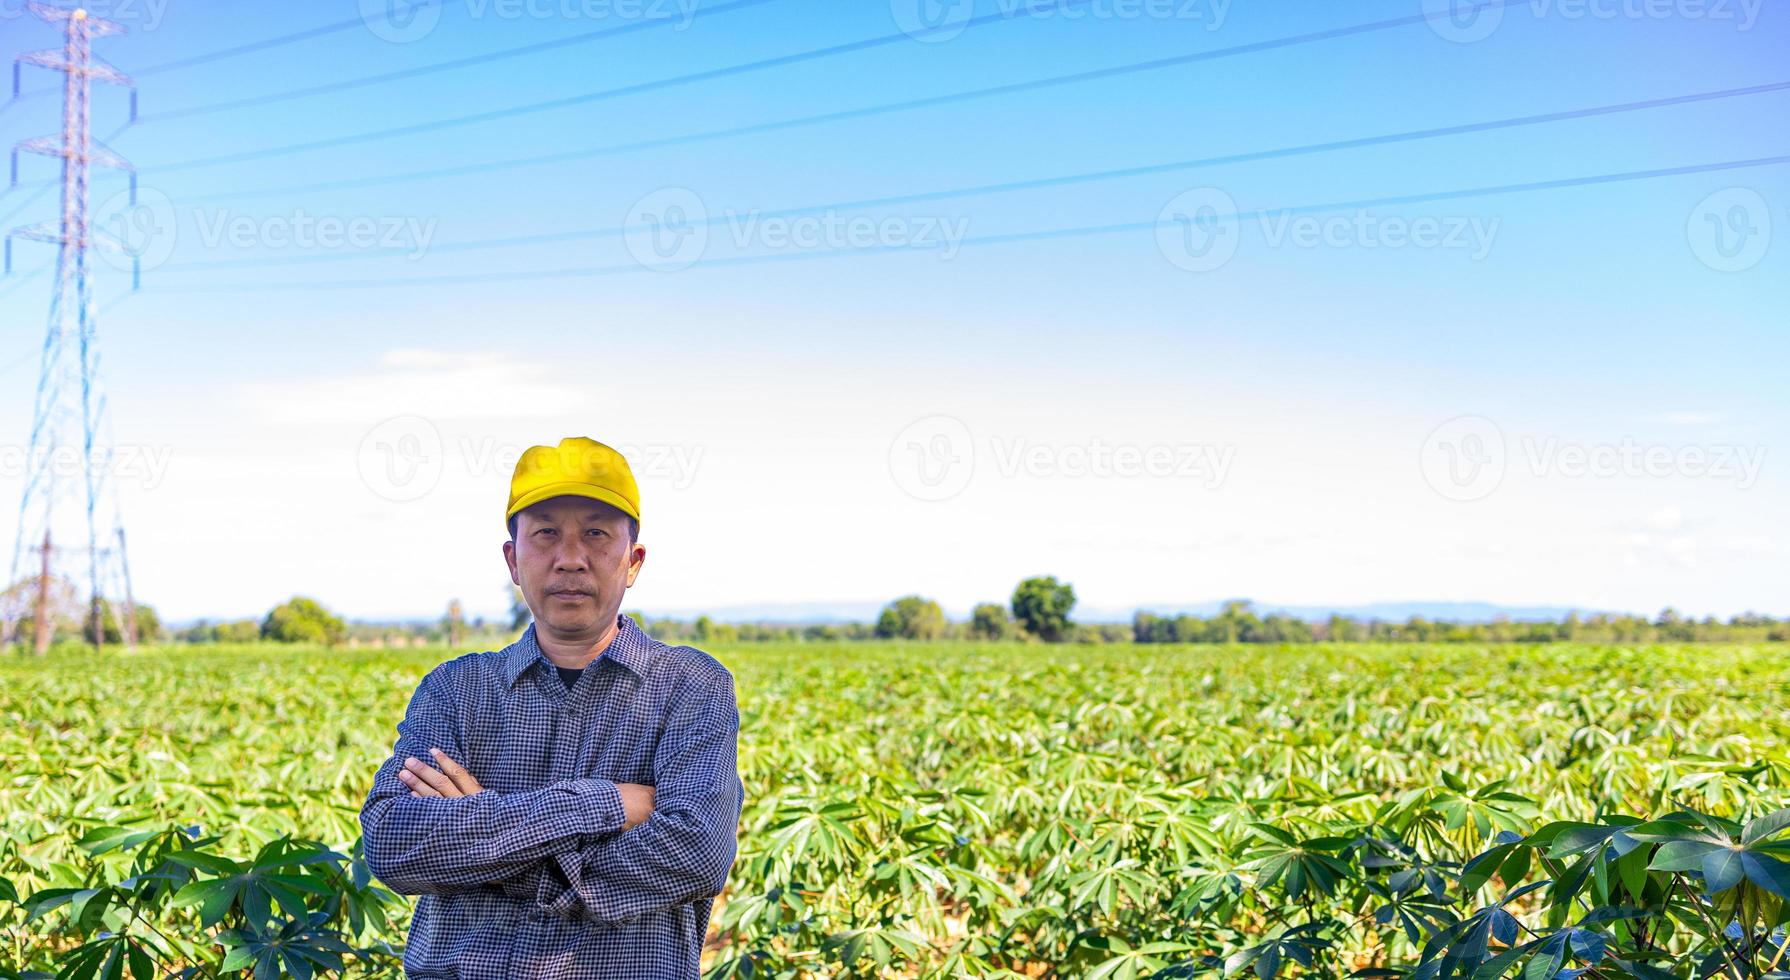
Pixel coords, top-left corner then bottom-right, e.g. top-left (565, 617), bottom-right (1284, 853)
top-left (359, 436), bottom-right (744, 980)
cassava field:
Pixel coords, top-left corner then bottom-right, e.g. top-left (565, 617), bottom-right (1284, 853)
top-left (2, 641), bottom-right (1787, 979)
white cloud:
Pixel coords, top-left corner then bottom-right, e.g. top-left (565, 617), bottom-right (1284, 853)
top-left (236, 349), bottom-right (596, 424)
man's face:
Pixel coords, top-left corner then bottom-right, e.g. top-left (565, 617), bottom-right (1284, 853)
top-left (503, 495), bottom-right (644, 640)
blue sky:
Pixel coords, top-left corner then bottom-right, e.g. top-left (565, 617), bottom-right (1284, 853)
top-left (0, 0), bottom-right (1784, 623)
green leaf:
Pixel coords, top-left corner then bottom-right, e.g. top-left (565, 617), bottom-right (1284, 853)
top-left (1546, 824), bottom-right (1618, 859)
top-left (1701, 848), bottom-right (1745, 893)
top-left (75, 826), bottom-right (159, 858)
top-left (1744, 809), bottom-right (1790, 845)
top-left (1741, 851), bottom-right (1790, 898)
top-left (1649, 840), bottom-right (1719, 872)
top-left (168, 850), bottom-right (244, 875)
top-left (1523, 933), bottom-right (1567, 980)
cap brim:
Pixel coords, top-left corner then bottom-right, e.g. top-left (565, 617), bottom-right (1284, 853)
top-left (506, 483), bottom-right (640, 525)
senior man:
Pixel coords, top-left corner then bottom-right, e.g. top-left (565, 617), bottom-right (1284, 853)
top-left (359, 436), bottom-right (744, 979)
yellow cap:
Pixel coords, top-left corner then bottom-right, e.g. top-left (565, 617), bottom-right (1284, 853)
top-left (506, 437), bottom-right (640, 528)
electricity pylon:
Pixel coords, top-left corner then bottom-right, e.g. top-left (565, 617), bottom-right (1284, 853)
top-left (3, 3), bottom-right (140, 654)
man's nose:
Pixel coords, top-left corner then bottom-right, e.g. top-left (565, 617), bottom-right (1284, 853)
top-left (552, 541), bottom-right (589, 571)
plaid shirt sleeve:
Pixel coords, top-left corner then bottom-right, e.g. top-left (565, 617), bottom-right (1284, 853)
top-left (360, 665), bottom-right (630, 895)
top-left (531, 670), bottom-right (743, 922)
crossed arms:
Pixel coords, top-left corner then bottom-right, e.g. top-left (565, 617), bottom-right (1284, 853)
top-left (358, 666), bottom-right (743, 924)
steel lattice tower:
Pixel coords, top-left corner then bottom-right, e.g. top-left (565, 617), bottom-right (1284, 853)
top-left (3, 3), bottom-right (140, 655)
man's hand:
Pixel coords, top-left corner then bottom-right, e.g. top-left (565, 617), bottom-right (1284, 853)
top-left (617, 783), bottom-right (655, 831)
top-left (401, 748), bottom-right (486, 798)
top-left (403, 749), bottom-right (656, 831)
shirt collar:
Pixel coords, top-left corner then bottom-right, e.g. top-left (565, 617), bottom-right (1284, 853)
top-left (500, 615), bottom-right (656, 688)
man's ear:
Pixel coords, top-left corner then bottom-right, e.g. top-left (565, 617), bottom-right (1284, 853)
top-left (503, 539), bottom-right (520, 586)
top-left (624, 544), bottom-right (645, 588)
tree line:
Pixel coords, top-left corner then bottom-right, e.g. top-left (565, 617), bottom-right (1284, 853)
top-left (8, 572), bottom-right (1786, 652)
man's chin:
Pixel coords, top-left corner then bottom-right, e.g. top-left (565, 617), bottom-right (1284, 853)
top-left (539, 607), bottom-right (606, 636)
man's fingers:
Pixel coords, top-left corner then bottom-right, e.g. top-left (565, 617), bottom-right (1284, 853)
top-left (403, 757), bottom-right (456, 795)
top-left (399, 767), bottom-right (443, 797)
top-left (429, 747), bottom-right (483, 796)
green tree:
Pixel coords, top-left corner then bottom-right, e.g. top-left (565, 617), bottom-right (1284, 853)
top-left (261, 596), bottom-right (346, 646)
top-left (508, 584), bottom-right (531, 630)
top-left (1011, 575), bottom-right (1075, 642)
top-left (968, 602), bottom-right (1014, 640)
top-left (874, 595), bottom-right (947, 640)
top-left (1321, 613), bottom-right (1359, 642)
top-left (2, 574), bottom-right (82, 649)
top-left (82, 598), bottom-right (163, 645)
top-left (214, 618), bottom-right (262, 643)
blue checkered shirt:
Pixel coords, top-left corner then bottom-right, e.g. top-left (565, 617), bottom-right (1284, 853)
top-left (359, 615), bottom-right (744, 979)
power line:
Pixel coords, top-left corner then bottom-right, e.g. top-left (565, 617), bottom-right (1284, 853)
top-left (140, 153), bottom-right (1790, 292)
top-left (156, 80), bottom-right (1790, 273)
top-left (138, 0), bottom-right (1482, 175)
top-left (163, 1), bottom-right (1545, 203)
top-left (5, 2), bottom-right (442, 104)
top-left (140, 0), bottom-right (785, 122)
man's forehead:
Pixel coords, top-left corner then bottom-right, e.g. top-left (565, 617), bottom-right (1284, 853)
top-left (519, 497), bottom-right (628, 523)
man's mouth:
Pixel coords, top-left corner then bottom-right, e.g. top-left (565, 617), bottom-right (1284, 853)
top-left (548, 589), bottom-right (591, 601)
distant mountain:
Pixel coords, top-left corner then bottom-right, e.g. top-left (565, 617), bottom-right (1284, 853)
top-left (633, 601), bottom-right (887, 624)
top-left (167, 599), bottom-right (1624, 631)
top-left (1090, 600), bottom-right (1614, 625)
top-left (635, 599), bottom-right (1617, 626)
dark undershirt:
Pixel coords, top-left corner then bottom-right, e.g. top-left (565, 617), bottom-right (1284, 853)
top-left (542, 663), bottom-right (586, 892)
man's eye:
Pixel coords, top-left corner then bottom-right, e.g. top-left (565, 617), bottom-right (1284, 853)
top-left (536, 528), bottom-right (554, 536)
top-left (589, 529), bottom-right (606, 536)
